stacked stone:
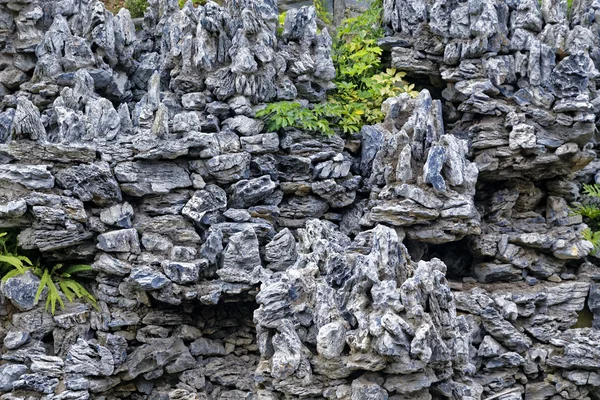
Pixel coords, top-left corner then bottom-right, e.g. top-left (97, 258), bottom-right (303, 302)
top-left (0, 0), bottom-right (598, 399)
top-left (380, 0), bottom-right (597, 283)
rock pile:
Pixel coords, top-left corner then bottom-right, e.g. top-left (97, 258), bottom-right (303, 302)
top-left (0, 0), bottom-right (598, 399)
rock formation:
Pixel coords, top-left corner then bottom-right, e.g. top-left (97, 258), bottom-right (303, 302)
top-left (0, 0), bottom-right (599, 399)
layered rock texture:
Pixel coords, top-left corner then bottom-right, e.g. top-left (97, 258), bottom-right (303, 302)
top-left (0, 0), bottom-right (599, 399)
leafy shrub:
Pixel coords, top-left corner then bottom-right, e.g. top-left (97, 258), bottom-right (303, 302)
top-left (278, 11), bottom-right (287, 36)
top-left (0, 232), bottom-right (31, 275)
top-left (314, 0), bottom-right (332, 26)
top-left (257, 1), bottom-right (418, 136)
top-left (0, 232), bottom-right (97, 314)
top-left (572, 184), bottom-right (600, 254)
top-left (179, 0), bottom-right (207, 7)
top-left (124, 0), bottom-right (148, 18)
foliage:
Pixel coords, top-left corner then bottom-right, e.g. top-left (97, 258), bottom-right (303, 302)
top-left (278, 12), bottom-right (287, 36)
top-left (582, 183), bottom-right (600, 198)
top-left (0, 232), bottom-right (31, 276)
top-left (179, 0), bottom-right (206, 8)
top-left (314, 0), bottom-right (332, 26)
top-left (572, 183), bottom-right (600, 255)
top-left (124, 0), bottom-right (148, 18)
top-left (0, 232), bottom-right (97, 314)
top-left (583, 228), bottom-right (600, 255)
top-left (258, 1), bottom-right (418, 137)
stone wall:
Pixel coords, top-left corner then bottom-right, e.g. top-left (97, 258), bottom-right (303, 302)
top-left (0, 0), bottom-right (599, 399)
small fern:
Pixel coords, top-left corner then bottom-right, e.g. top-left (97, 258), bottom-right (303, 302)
top-left (582, 183), bottom-right (600, 198)
top-left (573, 183), bottom-right (600, 256)
top-left (583, 228), bottom-right (600, 255)
top-left (570, 204), bottom-right (600, 221)
top-left (0, 232), bottom-right (31, 276)
top-left (33, 264), bottom-right (98, 314)
top-left (1, 232), bottom-right (97, 314)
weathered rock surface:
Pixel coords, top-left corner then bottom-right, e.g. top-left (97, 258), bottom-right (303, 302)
top-left (0, 0), bottom-right (599, 399)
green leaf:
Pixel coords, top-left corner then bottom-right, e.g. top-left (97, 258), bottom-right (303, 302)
top-left (1, 267), bottom-right (28, 283)
top-left (583, 184), bottom-right (600, 198)
top-left (0, 254), bottom-right (26, 273)
top-left (61, 264), bottom-right (93, 276)
top-left (59, 280), bottom-right (75, 303)
top-left (35, 269), bottom-right (50, 304)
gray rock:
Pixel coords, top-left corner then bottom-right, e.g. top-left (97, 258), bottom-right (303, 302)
top-left (316, 321), bottom-right (346, 359)
top-left (230, 176), bottom-right (277, 208)
top-left (3, 331), bottom-right (30, 350)
top-left (65, 339), bottom-right (115, 376)
top-left (1, 270), bottom-right (42, 311)
top-left (55, 162), bottom-right (122, 206)
top-left (114, 162), bottom-right (192, 197)
top-left (0, 165), bottom-right (54, 189)
top-left (221, 228), bottom-right (261, 271)
top-left (181, 185), bottom-right (227, 224)
top-left (129, 267), bottom-right (170, 291)
top-left (162, 261), bottom-right (201, 284)
top-left (11, 97), bottom-right (46, 142)
top-left (240, 132), bottom-right (280, 154)
top-left (100, 203), bottom-right (134, 228)
top-left (30, 355), bottom-right (64, 377)
top-left (224, 115), bottom-right (264, 136)
top-left (120, 338), bottom-right (189, 381)
top-left (97, 229), bottom-right (141, 253)
top-left (205, 153), bottom-right (251, 184)
top-left (91, 254), bottom-right (132, 276)
top-left (12, 373), bottom-right (59, 394)
top-left (0, 364), bottom-right (28, 391)
top-left (423, 146), bottom-right (447, 192)
top-left (189, 337), bottom-right (227, 356)
top-left (264, 228), bottom-right (298, 271)
top-left (351, 377), bottom-right (388, 400)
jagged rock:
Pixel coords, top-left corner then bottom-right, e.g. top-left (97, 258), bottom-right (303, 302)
top-left (181, 185), bottom-right (227, 224)
top-left (55, 162), bottom-right (122, 206)
top-left (224, 115), bottom-right (264, 136)
top-left (190, 337), bottom-right (227, 356)
top-left (12, 373), bottom-right (59, 394)
top-left (30, 355), bottom-right (64, 377)
top-left (264, 228), bottom-right (297, 271)
top-left (162, 261), bottom-right (201, 284)
top-left (65, 339), bottom-right (115, 376)
top-left (3, 331), bottom-right (30, 350)
top-left (0, 0), bottom-right (598, 398)
top-left (221, 228), bottom-right (261, 272)
top-left (240, 133), bottom-right (279, 154)
top-left (91, 254), bottom-right (132, 276)
top-left (1, 270), bottom-right (42, 311)
top-left (129, 267), bottom-right (170, 291)
top-left (100, 202), bottom-right (134, 228)
top-left (0, 364), bottom-right (28, 392)
top-left (114, 162), bottom-right (192, 197)
top-left (119, 338), bottom-right (189, 381)
top-left (11, 97), bottom-right (46, 142)
top-left (205, 153), bottom-right (251, 184)
top-left (0, 165), bottom-right (54, 189)
top-left (97, 229), bottom-right (141, 253)
top-left (229, 175), bottom-right (277, 208)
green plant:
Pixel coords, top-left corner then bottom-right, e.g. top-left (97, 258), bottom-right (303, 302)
top-left (278, 11), bottom-right (287, 36)
top-left (314, 0), bottom-right (332, 26)
top-left (258, 0), bottom-right (418, 137)
top-left (572, 183), bottom-right (600, 255)
top-left (179, 0), bottom-right (205, 8)
top-left (0, 232), bottom-right (31, 275)
top-left (124, 0), bottom-right (148, 18)
top-left (0, 232), bottom-right (97, 314)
